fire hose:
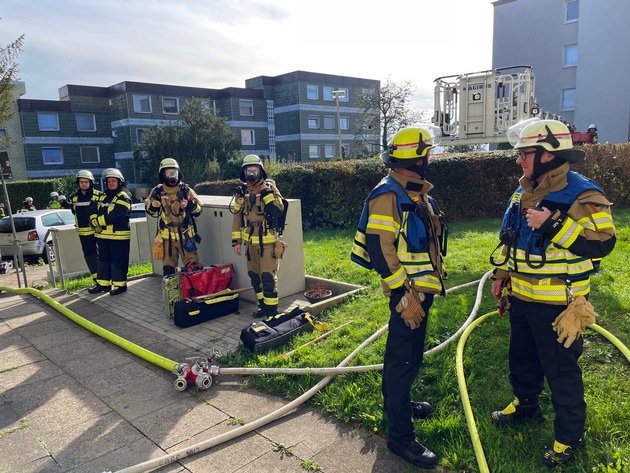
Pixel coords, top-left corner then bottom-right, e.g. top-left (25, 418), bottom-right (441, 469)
top-left (2, 274), bottom-right (628, 473)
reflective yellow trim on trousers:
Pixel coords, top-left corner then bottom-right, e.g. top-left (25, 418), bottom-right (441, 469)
top-left (264, 296), bottom-right (278, 305)
top-left (511, 275), bottom-right (590, 302)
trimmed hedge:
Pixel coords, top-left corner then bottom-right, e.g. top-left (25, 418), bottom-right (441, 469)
top-left (192, 142), bottom-right (630, 230)
top-left (3, 176), bottom-right (76, 212)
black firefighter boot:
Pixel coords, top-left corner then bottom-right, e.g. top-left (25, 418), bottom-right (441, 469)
top-left (491, 397), bottom-right (543, 424)
top-left (253, 301), bottom-right (267, 318)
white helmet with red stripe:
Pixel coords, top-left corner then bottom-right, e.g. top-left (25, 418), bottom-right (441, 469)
top-left (507, 118), bottom-right (584, 163)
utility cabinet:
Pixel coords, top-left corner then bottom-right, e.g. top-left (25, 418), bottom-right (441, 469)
top-left (149, 196), bottom-right (305, 302)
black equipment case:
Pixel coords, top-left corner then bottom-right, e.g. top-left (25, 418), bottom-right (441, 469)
top-left (240, 307), bottom-right (315, 353)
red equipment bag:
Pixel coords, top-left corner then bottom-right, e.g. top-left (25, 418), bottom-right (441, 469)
top-left (179, 264), bottom-right (235, 299)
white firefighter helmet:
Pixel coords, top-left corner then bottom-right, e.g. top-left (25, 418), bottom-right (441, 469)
top-left (104, 168), bottom-right (126, 184)
top-left (507, 118), bottom-right (585, 163)
top-left (76, 169), bottom-right (95, 184)
top-left (50, 191), bottom-right (59, 198)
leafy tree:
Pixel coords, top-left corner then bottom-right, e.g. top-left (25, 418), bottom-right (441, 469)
top-left (355, 77), bottom-right (428, 153)
top-left (1, 29), bottom-right (24, 141)
top-left (136, 98), bottom-right (241, 186)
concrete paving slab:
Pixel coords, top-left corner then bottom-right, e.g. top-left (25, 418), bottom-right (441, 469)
top-left (1, 309), bottom-right (50, 329)
top-left (0, 359), bottom-right (65, 391)
top-left (0, 397), bottom-right (23, 432)
top-left (74, 437), bottom-right (182, 473)
top-left (6, 373), bottom-right (112, 430)
top-left (131, 398), bottom-right (228, 450)
top-left (80, 360), bottom-right (162, 397)
top-left (231, 449), bottom-right (308, 473)
top-left (177, 425), bottom-right (272, 473)
top-left (49, 341), bottom-right (135, 379)
top-left (25, 322), bottom-right (91, 350)
top-left (100, 377), bottom-right (182, 421)
top-left (38, 411), bottom-right (145, 471)
top-left (0, 423), bottom-right (52, 472)
top-left (0, 326), bottom-right (31, 353)
top-left (0, 344), bottom-right (46, 371)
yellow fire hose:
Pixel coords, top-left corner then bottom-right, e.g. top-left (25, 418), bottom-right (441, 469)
top-left (0, 286), bottom-right (178, 372)
top-left (457, 311), bottom-right (630, 473)
top-left (3, 281), bottom-right (629, 473)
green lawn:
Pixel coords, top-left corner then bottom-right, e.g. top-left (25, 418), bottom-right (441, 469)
top-left (226, 207), bottom-right (630, 473)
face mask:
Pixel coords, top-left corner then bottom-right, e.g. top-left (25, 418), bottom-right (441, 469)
top-left (245, 166), bottom-right (260, 182)
top-left (165, 169), bottom-right (179, 186)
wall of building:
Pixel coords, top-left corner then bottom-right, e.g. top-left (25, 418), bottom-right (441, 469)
top-left (492, 0), bottom-right (630, 143)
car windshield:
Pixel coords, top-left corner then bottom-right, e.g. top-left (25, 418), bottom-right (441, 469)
top-left (41, 213), bottom-right (66, 227)
top-left (0, 217), bottom-right (36, 233)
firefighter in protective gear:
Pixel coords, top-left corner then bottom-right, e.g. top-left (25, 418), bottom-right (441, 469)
top-left (146, 158), bottom-right (203, 276)
top-left (21, 197), bottom-right (36, 212)
top-left (351, 125), bottom-right (446, 470)
top-left (58, 195), bottom-right (71, 209)
top-left (69, 170), bottom-right (103, 283)
top-left (231, 154), bottom-right (285, 318)
top-left (88, 168), bottom-right (132, 296)
top-left (490, 118), bottom-right (616, 467)
top-left (587, 123), bottom-right (598, 144)
top-left (47, 191), bottom-right (61, 209)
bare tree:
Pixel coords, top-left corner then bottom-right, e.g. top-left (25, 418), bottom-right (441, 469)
top-left (355, 77), bottom-right (427, 153)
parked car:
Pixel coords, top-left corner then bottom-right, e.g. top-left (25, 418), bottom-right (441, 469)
top-left (131, 202), bottom-right (146, 219)
top-left (0, 209), bottom-right (75, 263)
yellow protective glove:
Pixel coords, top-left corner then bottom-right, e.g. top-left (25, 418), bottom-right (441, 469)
top-left (552, 296), bottom-right (598, 348)
top-left (395, 286), bottom-right (426, 330)
top-left (89, 217), bottom-right (102, 234)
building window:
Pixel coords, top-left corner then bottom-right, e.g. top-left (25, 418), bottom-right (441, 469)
top-left (241, 129), bottom-right (255, 146)
top-left (307, 85), bottom-right (318, 100)
top-left (239, 99), bottom-right (254, 116)
top-left (324, 116), bottom-right (336, 130)
top-left (136, 128), bottom-right (146, 144)
top-left (133, 95), bottom-right (152, 113)
top-left (37, 112), bottom-right (59, 131)
top-left (323, 87), bottom-right (334, 101)
top-left (566, 0), bottom-right (579, 22)
top-left (42, 147), bottom-right (63, 165)
top-left (309, 145), bottom-right (319, 159)
top-left (308, 116), bottom-right (319, 129)
top-left (162, 97), bottom-right (179, 114)
top-left (80, 146), bottom-right (100, 163)
top-left (0, 129), bottom-right (6, 138)
top-left (340, 117), bottom-right (349, 130)
top-left (564, 44), bottom-right (578, 67)
top-left (76, 113), bottom-right (96, 132)
top-left (324, 144), bottom-right (335, 158)
top-left (562, 88), bottom-right (576, 110)
top-left (338, 88), bottom-right (349, 102)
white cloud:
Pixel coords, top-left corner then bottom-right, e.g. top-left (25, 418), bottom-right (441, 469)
top-left (1, 0), bottom-right (494, 112)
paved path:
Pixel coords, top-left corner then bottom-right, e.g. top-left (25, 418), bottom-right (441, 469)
top-left (0, 271), bottom-right (427, 472)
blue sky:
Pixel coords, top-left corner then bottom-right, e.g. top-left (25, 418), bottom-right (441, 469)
top-left (1, 0), bottom-right (494, 110)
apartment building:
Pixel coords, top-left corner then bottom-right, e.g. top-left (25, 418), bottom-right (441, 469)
top-left (492, 0), bottom-right (630, 143)
top-left (4, 71), bottom-right (380, 187)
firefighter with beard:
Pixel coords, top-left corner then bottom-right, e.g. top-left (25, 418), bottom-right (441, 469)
top-left (88, 168), bottom-right (131, 296)
top-left (489, 118), bottom-right (615, 467)
top-left (146, 158), bottom-right (203, 276)
top-left (231, 155), bottom-right (285, 318)
top-left (69, 170), bottom-right (103, 284)
top-left (351, 125), bottom-right (447, 470)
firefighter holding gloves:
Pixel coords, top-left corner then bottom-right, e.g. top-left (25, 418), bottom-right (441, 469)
top-left (146, 158), bottom-right (203, 276)
top-left (69, 170), bottom-right (103, 284)
top-left (87, 168), bottom-right (132, 296)
top-left (489, 118), bottom-right (616, 467)
top-left (231, 154), bottom-right (285, 318)
top-left (351, 125), bottom-right (447, 470)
